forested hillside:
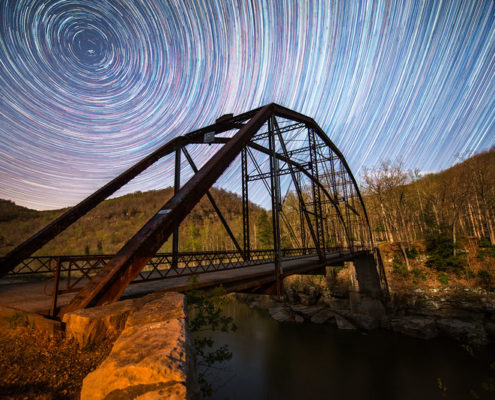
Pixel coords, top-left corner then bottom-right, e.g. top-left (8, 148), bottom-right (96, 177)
top-left (1, 148), bottom-right (494, 268)
top-left (361, 147), bottom-right (495, 289)
top-left (0, 187), bottom-right (271, 256)
top-left (362, 147), bottom-right (495, 245)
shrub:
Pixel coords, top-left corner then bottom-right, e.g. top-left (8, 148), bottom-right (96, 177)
top-left (477, 270), bottom-right (492, 289)
top-left (438, 274), bottom-right (449, 285)
top-left (477, 238), bottom-right (495, 260)
top-left (392, 256), bottom-right (408, 277)
top-left (186, 283), bottom-right (236, 397)
top-left (425, 231), bottom-right (466, 273)
top-left (411, 267), bottom-right (427, 281)
top-left (479, 238), bottom-right (492, 248)
top-left (406, 247), bottom-right (419, 259)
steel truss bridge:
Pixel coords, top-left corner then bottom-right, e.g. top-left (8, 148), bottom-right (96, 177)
top-left (0, 104), bottom-right (387, 316)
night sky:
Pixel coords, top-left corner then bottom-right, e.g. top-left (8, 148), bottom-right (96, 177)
top-left (1, 0), bottom-right (494, 210)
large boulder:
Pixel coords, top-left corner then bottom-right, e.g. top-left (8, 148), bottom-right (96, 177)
top-left (290, 304), bottom-right (325, 319)
top-left (390, 317), bottom-right (439, 339)
top-left (335, 314), bottom-right (357, 330)
top-left (80, 292), bottom-right (198, 400)
top-left (269, 306), bottom-right (292, 322)
top-left (436, 318), bottom-right (489, 345)
top-left (310, 309), bottom-right (335, 324)
top-left (63, 298), bottom-right (136, 347)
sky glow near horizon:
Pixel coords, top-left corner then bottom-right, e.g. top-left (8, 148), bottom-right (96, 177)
top-left (0, 0), bottom-right (494, 210)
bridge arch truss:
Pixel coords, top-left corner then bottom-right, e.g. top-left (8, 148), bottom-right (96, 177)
top-left (1, 103), bottom-right (381, 313)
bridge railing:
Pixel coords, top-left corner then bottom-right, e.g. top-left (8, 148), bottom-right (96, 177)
top-left (2, 245), bottom-right (370, 315)
top-left (5, 245), bottom-right (371, 284)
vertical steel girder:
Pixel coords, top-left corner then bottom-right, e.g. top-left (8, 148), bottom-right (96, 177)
top-left (241, 148), bottom-right (250, 259)
top-left (297, 171), bottom-right (306, 252)
top-left (59, 104), bottom-right (274, 313)
top-left (268, 117), bottom-right (282, 296)
top-left (308, 128), bottom-right (326, 258)
top-left (172, 149), bottom-right (181, 268)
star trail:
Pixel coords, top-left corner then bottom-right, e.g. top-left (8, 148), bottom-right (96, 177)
top-left (0, 0), bottom-right (494, 210)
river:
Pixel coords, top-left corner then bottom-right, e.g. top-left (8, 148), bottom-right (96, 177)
top-left (196, 300), bottom-right (495, 400)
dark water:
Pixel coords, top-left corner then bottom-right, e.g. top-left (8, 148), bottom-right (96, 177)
top-left (197, 301), bottom-right (495, 400)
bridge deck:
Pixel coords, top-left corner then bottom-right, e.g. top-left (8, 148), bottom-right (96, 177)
top-left (0, 251), bottom-right (359, 315)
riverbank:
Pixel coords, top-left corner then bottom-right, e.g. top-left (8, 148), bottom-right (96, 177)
top-left (232, 269), bottom-right (495, 345)
top-left (234, 241), bottom-right (495, 344)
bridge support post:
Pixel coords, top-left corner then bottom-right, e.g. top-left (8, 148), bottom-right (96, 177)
top-left (297, 171), bottom-right (306, 254)
top-left (349, 254), bottom-right (385, 320)
top-left (172, 149), bottom-right (181, 269)
top-left (241, 148), bottom-right (250, 260)
top-left (308, 128), bottom-right (326, 261)
top-left (268, 117), bottom-right (282, 296)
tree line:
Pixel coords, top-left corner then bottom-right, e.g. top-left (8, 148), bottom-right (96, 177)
top-left (1, 148), bottom-right (493, 261)
top-left (361, 148), bottom-right (495, 272)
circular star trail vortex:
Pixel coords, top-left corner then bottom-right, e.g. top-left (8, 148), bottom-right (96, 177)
top-left (1, 0), bottom-right (494, 209)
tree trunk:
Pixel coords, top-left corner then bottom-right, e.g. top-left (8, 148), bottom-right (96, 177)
top-left (432, 202), bottom-right (440, 229)
top-left (468, 202), bottom-right (480, 239)
top-left (452, 221), bottom-right (457, 256)
top-left (399, 242), bottom-right (411, 271)
top-left (380, 202), bottom-right (394, 242)
top-left (486, 209), bottom-right (495, 245)
top-left (475, 195), bottom-right (487, 238)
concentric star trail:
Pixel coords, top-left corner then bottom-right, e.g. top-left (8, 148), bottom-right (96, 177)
top-left (1, 0), bottom-right (494, 210)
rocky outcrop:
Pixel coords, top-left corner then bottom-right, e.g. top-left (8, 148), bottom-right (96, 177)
top-left (63, 298), bottom-right (137, 347)
top-left (436, 318), bottom-right (488, 345)
top-left (389, 288), bottom-right (495, 343)
top-left (234, 285), bottom-right (495, 345)
top-left (80, 292), bottom-right (198, 400)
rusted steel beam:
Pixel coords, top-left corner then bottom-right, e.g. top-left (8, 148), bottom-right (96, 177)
top-left (49, 257), bottom-right (62, 317)
top-left (59, 104), bottom-right (274, 314)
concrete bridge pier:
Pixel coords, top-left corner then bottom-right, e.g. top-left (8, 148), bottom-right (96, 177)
top-left (348, 254), bottom-right (386, 321)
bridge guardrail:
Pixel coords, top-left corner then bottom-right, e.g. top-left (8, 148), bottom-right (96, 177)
top-left (2, 245), bottom-right (370, 316)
